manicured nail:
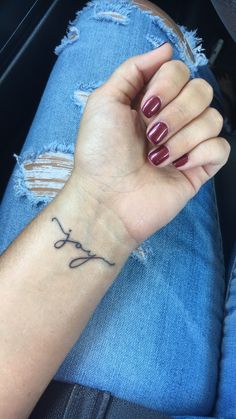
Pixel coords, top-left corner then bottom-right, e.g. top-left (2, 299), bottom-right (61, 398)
top-left (141, 96), bottom-right (161, 118)
top-left (148, 145), bottom-right (169, 166)
top-left (147, 122), bottom-right (168, 145)
top-left (173, 154), bottom-right (189, 168)
top-left (155, 41), bottom-right (167, 49)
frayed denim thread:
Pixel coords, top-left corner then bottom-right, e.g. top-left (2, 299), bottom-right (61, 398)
top-left (55, 26), bottom-right (80, 56)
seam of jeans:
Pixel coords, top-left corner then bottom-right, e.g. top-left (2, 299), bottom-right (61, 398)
top-left (91, 390), bottom-right (112, 419)
top-left (211, 178), bottom-right (226, 272)
top-left (225, 251), bottom-right (236, 304)
top-left (62, 384), bottom-right (80, 419)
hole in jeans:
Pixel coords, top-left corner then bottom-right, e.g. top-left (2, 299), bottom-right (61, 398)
top-left (16, 151), bottom-right (74, 200)
top-left (97, 11), bottom-right (127, 21)
top-left (91, 1), bottom-right (132, 25)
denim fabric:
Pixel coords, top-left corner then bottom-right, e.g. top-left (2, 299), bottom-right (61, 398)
top-left (0, 0), bottom-right (226, 416)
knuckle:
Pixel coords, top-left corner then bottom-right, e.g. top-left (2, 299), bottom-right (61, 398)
top-left (125, 61), bottom-right (143, 85)
top-left (157, 76), bottom-right (179, 93)
top-left (216, 137), bottom-right (231, 164)
top-left (208, 107), bottom-right (224, 130)
top-left (172, 101), bottom-right (189, 122)
top-left (190, 78), bottom-right (214, 101)
top-left (172, 60), bottom-right (190, 78)
top-left (222, 138), bottom-right (231, 156)
top-left (160, 60), bottom-right (190, 86)
top-left (159, 60), bottom-right (171, 72)
top-left (177, 129), bottom-right (192, 150)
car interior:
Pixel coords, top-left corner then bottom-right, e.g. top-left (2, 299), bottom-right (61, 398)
top-left (0, 0), bottom-right (235, 267)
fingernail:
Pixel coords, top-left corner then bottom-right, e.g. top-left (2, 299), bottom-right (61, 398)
top-left (141, 96), bottom-right (161, 118)
top-left (173, 154), bottom-right (189, 168)
top-left (147, 122), bottom-right (168, 145)
top-left (155, 41), bottom-right (168, 49)
top-left (148, 145), bottom-right (169, 166)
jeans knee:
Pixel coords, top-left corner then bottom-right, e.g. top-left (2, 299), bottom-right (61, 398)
top-left (132, 0), bottom-right (195, 63)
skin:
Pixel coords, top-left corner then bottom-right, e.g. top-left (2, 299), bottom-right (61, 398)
top-left (0, 44), bottom-right (230, 418)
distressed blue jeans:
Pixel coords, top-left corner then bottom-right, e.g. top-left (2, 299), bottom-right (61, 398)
top-left (0, 1), bottom-right (229, 416)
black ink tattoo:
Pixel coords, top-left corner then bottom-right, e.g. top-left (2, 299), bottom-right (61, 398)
top-left (51, 217), bottom-right (115, 269)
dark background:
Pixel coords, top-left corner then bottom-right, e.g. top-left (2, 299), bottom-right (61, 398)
top-left (0, 0), bottom-right (235, 263)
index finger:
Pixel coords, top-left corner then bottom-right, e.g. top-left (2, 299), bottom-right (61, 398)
top-left (141, 60), bottom-right (190, 120)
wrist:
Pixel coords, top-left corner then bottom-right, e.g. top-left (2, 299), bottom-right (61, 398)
top-left (53, 173), bottom-right (137, 265)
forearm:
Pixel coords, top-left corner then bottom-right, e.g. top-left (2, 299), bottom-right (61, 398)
top-left (0, 174), bottom-right (134, 418)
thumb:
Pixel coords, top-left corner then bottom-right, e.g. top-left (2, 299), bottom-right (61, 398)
top-left (102, 43), bottom-right (173, 104)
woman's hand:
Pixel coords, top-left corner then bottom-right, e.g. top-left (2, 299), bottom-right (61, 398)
top-left (72, 43), bottom-right (230, 245)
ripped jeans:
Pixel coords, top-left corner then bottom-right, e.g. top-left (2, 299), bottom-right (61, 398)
top-left (0, 1), bottom-right (227, 417)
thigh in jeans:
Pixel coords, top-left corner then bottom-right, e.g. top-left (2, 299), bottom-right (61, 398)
top-left (0, 1), bottom-right (225, 416)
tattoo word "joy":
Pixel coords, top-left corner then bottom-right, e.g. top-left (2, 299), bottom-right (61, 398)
top-left (52, 217), bottom-right (115, 269)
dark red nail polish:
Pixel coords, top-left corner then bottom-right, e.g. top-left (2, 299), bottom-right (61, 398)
top-left (141, 96), bottom-right (161, 118)
top-left (147, 122), bottom-right (168, 145)
top-left (148, 145), bottom-right (169, 166)
top-left (155, 41), bottom-right (168, 49)
top-left (173, 154), bottom-right (189, 168)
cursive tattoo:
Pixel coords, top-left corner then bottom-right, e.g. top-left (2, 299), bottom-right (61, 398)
top-left (51, 217), bottom-right (115, 269)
